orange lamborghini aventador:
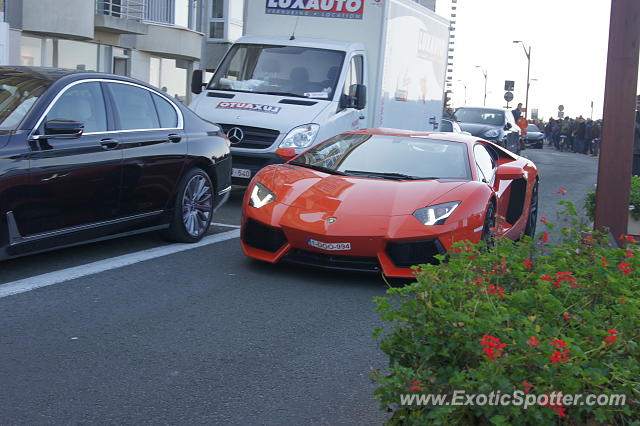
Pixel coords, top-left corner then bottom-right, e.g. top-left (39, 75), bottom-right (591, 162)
top-left (240, 129), bottom-right (539, 278)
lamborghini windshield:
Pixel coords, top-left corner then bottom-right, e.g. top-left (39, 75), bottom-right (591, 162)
top-left (291, 134), bottom-right (472, 180)
top-left (208, 44), bottom-right (345, 100)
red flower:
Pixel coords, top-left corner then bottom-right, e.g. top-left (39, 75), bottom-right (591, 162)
top-left (486, 284), bottom-right (505, 298)
top-left (552, 406), bottom-right (567, 418)
top-left (604, 329), bottom-right (619, 344)
top-left (523, 259), bottom-right (533, 270)
top-left (550, 348), bottom-right (570, 363)
top-left (472, 277), bottom-right (484, 284)
top-left (564, 312), bottom-right (570, 320)
top-left (526, 336), bottom-right (540, 347)
top-left (540, 274), bottom-right (552, 282)
top-left (549, 339), bottom-right (568, 349)
top-left (556, 187), bottom-right (568, 195)
top-left (625, 249), bottom-right (635, 258)
top-left (540, 231), bottom-right (549, 243)
top-left (540, 217), bottom-right (548, 224)
top-left (601, 256), bottom-right (609, 267)
top-left (480, 334), bottom-right (506, 360)
top-left (522, 381), bottom-right (533, 394)
top-left (620, 234), bottom-right (637, 244)
top-left (617, 261), bottom-right (632, 275)
top-left (409, 380), bottom-right (423, 391)
top-left (552, 271), bottom-right (579, 288)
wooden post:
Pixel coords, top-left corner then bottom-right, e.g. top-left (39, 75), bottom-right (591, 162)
top-left (594, 0), bottom-right (640, 241)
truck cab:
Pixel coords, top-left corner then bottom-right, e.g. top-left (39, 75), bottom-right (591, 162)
top-left (189, 36), bottom-right (367, 183)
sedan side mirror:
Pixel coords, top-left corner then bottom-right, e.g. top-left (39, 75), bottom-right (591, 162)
top-left (191, 69), bottom-right (204, 95)
top-left (44, 120), bottom-right (84, 138)
top-left (504, 122), bottom-right (513, 130)
top-left (495, 164), bottom-right (525, 181)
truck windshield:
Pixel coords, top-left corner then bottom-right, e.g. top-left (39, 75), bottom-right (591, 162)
top-left (208, 44), bottom-right (345, 100)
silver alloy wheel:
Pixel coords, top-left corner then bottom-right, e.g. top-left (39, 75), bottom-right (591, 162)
top-left (182, 174), bottom-right (213, 237)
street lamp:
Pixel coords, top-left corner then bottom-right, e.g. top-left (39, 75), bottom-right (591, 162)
top-left (457, 79), bottom-right (467, 105)
top-left (475, 66), bottom-right (487, 106)
top-left (513, 40), bottom-right (532, 119)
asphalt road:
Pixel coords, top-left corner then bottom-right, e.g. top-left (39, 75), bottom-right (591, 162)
top-left (0, 145), bottom-right (598, 424)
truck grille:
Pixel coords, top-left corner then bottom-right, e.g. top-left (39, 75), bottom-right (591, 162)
top-left (219, 124), bottom-right (280, 149)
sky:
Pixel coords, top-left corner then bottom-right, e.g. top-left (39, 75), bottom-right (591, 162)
top-left (434, 0), bottom-right (638, 120)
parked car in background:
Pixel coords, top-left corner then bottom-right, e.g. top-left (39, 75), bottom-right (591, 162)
top-left (524, 123), bottom-right (545, 149)
top-left (452, 107), bottom-right (521, 154)
top-left (240, 128), bottom-right (539, 278)
top-left (0, 66), bottom-right (231, 261)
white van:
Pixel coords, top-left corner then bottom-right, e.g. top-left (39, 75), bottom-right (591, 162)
top-left (189, 0), bottom-right (449, 183)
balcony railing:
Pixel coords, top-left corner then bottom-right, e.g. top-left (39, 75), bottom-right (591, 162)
top-left (144, 0), bottom-right (175, 25)
top-left (96, 0), bottom-right (146, 21)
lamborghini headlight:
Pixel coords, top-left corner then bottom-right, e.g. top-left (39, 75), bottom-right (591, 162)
top-left (413, 202), bottom-right (461, 226)
top-left (249, 182), bottom-right (275, 208)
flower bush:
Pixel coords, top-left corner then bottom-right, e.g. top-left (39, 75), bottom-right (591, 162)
top-left (373, 199), bottom-right (640, 424)
top-left (585, 175), bottom-right (640, 222)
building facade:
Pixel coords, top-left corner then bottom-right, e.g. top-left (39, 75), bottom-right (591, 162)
top-left (2, 0), bottom-right (205, 102)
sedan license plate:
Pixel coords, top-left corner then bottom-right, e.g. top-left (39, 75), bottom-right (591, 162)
top-left (307, 238), bottom-right (351, 251)
top-left (232, 168), bottom-right (251, 179)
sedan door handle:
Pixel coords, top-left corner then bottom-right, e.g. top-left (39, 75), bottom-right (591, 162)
top-left (100, 138), bottom-right (119, 150)
top-left (168, 133), bottom-right (182, 143)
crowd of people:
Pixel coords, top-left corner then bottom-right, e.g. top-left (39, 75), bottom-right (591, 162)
top-left (538, 116), bottom-right (602, 156)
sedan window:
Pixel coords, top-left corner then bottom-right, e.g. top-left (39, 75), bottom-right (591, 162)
top-left (152, 93), bottom-right (178, 128)
top-left (46, 82), bottom-right (107, 133)
top-left (107, 83), bottom-right (160, 131)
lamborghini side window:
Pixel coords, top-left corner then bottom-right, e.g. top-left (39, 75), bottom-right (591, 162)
top-left (474, 144), bottom-right (495, 182)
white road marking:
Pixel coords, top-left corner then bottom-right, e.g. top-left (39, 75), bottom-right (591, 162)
top-left (0, 229), bottom-right (240, 299)
top-left (211, 222), bottom-right (241, 229)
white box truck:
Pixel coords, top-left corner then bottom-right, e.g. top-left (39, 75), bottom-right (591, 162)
top-left (189, 0), bottom-right (449, 183)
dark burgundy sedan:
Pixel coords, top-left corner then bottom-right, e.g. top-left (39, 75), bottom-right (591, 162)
top-left (0, 66), bottom-right (231, 260)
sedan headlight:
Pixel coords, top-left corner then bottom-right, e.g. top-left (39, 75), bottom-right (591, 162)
top-left (413, 202), bottom-right (461, 226)
top-left (484, 129), bottom-right (500, 138)
top-left (249, 182), bottom-right (275, 208)
top-left (279, 124), bottom-right (320, 148)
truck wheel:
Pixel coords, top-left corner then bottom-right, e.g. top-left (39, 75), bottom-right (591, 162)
top-left (165, 168), bottom-right (214, 243)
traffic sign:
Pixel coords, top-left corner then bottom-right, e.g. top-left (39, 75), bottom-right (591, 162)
top-left (504, 91), bottom-right (514, 102)
top-left (558, 105), bottom-right (565, 112)
top-left (504, 80), bottom-right (515, 91)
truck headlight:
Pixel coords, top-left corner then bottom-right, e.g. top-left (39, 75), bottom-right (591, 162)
top-left (484, 129), bottom-right (500, 138)
top-left (249, 182), bottom-right (275, 208)
top-left (413, 202), bottom-right (460, 225)
top-left (279, 124), bottom-right (320, 149)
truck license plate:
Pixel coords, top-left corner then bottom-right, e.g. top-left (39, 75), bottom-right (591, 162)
top-left (232, 168), bottom-right (251, 179)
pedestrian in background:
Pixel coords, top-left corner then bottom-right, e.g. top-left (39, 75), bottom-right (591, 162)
top-left (512, 103), bottom-right (523, 121)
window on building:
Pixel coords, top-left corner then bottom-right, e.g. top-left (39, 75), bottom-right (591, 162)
top-left (58, 40), bottom-right (98, 71)
top-left (209, 0), bottom-right (225, 39)
top-left (149, 56), bottom-right (188, 102)
top-left (20, 36), bottom-right (53, 67)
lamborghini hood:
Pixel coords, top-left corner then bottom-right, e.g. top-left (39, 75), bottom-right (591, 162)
top-left (261, 165), bottom-right (469, 217)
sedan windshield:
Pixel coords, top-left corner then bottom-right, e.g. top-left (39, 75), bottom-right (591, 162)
top-left (0, 73), bottom-right (51, 131)
top-left (292, 134), bottom-right (471, 180)
top-left (208, 44), bottom-right (345, 100)
top-left (453, 108), bottom-right (505, 126)
top-left (527, 124), bottom-right (541, 132)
